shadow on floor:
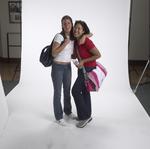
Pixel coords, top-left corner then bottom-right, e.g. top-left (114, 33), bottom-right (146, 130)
top-left (131, 83), bottom-right (150, 117)
top-left (2, 80), bottom-right (19, 96)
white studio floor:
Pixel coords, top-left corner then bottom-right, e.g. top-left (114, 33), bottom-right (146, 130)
top-left (0, 83), bottom-right (150, 149)
top-left (0, 0), bottom-right (150, 149)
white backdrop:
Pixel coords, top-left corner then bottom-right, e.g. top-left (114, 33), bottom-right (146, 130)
top-left (21, 0), bottom-right (130, 91)
top-left (0, 76), bottom-right (8, 135)
top-left (0, 0), bottom-right (150, 149)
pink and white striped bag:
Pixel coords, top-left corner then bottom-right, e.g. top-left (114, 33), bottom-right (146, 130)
top-left (84, 62), bottom-right (107, 92)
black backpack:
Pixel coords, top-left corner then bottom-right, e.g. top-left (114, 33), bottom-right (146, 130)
top-left (39, 41), bottom-right (54, 67)
top-left (39, 33), bottom-right (65, 67)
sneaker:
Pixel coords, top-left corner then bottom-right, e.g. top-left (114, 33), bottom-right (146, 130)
top-left (65, 113), bottom-right (78, 120)
top-left (76, 117), bottom-right (92, 128)
top-left (55, 119), bottom-right (67, 126)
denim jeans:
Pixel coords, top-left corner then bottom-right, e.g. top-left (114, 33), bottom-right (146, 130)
top-left (51, 62), bottom-right (72, 120)
top-left (72, 67), bottom-right (95, 120)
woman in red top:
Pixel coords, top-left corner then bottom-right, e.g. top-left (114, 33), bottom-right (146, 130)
top-left (72, 20), bottom-right (101, 128)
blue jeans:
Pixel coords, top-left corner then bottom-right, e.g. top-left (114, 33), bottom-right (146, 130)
top-left (72, 67), bottom-right (95, 120)
top-left (51, 62), bottom-right (72, 120)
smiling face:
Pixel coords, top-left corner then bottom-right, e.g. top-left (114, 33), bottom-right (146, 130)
top-left (73, 23), bottom-right (85, 39)
top-left (62, 18), bottom-right (73, 34)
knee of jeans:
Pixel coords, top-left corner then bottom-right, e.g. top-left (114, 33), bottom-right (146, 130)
top-left (54, 90), bottom-right (61, 99)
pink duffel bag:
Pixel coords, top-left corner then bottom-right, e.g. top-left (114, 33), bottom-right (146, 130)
top-left (84, 62), bottom-right (107, 92)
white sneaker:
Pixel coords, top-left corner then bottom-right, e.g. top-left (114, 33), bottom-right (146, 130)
top-left (56, 119), bottom-right (67, 126)
top-left (76, 117), bottom-right (92, 128)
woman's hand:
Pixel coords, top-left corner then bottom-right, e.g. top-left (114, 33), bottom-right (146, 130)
top-left (64, 38), bottom-right (70, 45)
top-left (72, 59), bottom-right (79, 68)
top-left (52, 39), bottom-right (70, 57)
top-left (77, 60), bottom-right (84, 68)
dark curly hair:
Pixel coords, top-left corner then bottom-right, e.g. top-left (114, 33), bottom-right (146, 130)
top-left (74, 20), bottom-right (90, 35)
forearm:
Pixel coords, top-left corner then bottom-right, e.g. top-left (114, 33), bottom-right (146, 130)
top-left (82, 55), bottom-right (100, 63)
top-left (52, 42), bottom-right (67, 57)
top-left (82, 47), bottom-right (101, 63)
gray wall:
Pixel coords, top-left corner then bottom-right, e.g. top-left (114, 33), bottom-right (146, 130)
top-left (129, 0), bottom-right (149, 60)
top-left (0, 22), bottom-right (2, 57)
top-left (0, 0), bottom-right (21, 58)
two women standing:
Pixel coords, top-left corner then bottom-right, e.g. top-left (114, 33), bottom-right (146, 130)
top-left (51, 15), bottom-right (101, 128)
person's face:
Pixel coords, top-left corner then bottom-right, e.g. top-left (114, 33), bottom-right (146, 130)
top-left (62, 19), bottom-right (72, 34)
top-left (73, 23), bottom-right (84, 39)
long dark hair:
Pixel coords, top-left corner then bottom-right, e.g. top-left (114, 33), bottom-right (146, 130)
top-left (60, 15), bottom-right (74, 40)
top-left (74, 20), bottom-right (90, 35)
top-left (73, 20), bottom-right (90, 55)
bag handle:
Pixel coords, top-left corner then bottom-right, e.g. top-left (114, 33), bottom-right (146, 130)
top-left (75, 45), bottom-right (88, 80)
